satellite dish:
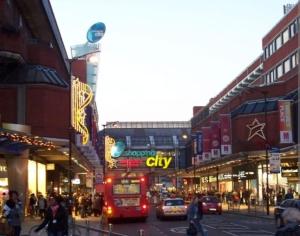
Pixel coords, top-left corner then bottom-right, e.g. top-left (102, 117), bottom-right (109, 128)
top-left (87, 22), bottom-right (106, 43)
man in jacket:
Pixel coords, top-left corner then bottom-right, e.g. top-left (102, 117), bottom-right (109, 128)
top-left (187, 195), bottom-right (207, 236)
top-left (34, 195), bottom-right (68, 236)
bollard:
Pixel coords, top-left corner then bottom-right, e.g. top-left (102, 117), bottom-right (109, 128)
top-left (108, 223), bottom-right (113, 236)
top-left (139, 229), bottom-right (145, 236)
top-left (86, 220), bottom-right (90, 236)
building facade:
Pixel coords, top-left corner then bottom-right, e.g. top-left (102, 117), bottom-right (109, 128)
top-left (184, 3), bottom-right (299, 202)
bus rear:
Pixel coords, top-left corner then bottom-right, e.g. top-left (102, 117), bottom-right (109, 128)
top-left (103, 176), bottom-right (149, 221)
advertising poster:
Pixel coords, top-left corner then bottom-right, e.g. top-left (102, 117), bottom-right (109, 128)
top-left (270, 148), bottom-right (281, 174)
top-left (210, 121), bottom-right (220, 159)
top-left (201, 127), bottom-right (211, 161)
top-left (220, 114), bottom-right (232, 155)
top-left (278, 100), bottom-right (293, 144)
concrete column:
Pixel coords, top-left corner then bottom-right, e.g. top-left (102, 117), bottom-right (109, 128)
top-left (6, 149), bottom-right (29, 217)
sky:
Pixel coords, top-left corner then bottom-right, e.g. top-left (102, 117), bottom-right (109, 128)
top-left (50, 0), bottom-right (297, 126)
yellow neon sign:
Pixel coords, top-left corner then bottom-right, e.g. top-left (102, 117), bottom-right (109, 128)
top-left (105, 136), bottom-right (118, 168)
top-left (71, 78), bottom-right (93, 145)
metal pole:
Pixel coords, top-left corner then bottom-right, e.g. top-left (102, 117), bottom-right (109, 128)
top-left (103, 125), bottom-right (106, 180)
top-left (108, 223), bottom-right (113, 236)
top-left (263, 92), bottom-right (270, 215)
top-left (69, 59), bottom-right (73, 201)
top-left (193, 157), bottom-right (196, 193)
top-left (139, 229), bottom-right (145, 236)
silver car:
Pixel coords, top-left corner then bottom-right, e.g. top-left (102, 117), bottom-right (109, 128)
top-left (156, 198), bottom-right (187, 220)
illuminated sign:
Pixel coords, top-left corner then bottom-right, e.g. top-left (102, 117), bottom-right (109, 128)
top-left (105, 137), bottom-right (173, 169)
top-left (71, 78), bottom-right (93, 145)
top-left (146, 156), bottom-right (172, 169)
top-left (247, 118), bottom-right (266, 141)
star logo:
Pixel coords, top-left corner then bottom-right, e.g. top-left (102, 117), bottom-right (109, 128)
top-left (247, 118), bottom-right (266, 141)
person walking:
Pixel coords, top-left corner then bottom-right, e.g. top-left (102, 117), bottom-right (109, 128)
top-left (37, 194), bottom-right (47, 219)
top-left (34, 195), bottom-right (68, 236)
top-left (284, 189), bottom-right (294, 200)
top-left (187, 195), bottom-right (207, 236)
top-left (3, 190), bottom-right (22, 236)
top-left (29, 193), bottom-right (37, 217)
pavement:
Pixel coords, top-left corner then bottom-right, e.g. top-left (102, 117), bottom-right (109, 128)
top-left (222, 202), bottom-right (275, 220)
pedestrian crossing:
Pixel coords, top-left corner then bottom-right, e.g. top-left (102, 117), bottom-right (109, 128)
top-left (201, 219), bottom-right (274, 236)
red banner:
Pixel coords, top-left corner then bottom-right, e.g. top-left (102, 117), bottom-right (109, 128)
top-left (278, 100), bottom-right (293, 144)
top-left (210, 121), bottom-right (220, 159)
top-left (220, 114), bottom-right (232, 155)
top-left (201, 126), bottom-right (211, 161)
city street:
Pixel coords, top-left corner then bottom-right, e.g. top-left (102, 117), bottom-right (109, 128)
top-left (70, 206), bottom-right (277, 236)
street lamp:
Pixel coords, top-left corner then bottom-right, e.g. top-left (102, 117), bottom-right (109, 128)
top-left (68, 50), bottom-right (100, 198)
top-left (246, 86), bottom-right (270, 215)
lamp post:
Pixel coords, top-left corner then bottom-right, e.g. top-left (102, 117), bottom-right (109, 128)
top-left (68, 50), bottom-right (100, 199)
top-left (102, 124), bottom-right (106, 181)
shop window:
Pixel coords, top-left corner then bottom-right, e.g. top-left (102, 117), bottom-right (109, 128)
top-left (284, 58), bottom-right (291, 73)
top-left (282, 28), bottom-right (289, 44)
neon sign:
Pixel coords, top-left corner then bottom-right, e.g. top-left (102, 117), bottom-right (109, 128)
top-left (71, 78), bottom-right (93, 145)
top-left (106, 138), bottom-right (173, 169)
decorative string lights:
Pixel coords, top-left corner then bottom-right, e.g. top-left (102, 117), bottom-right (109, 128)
top-left (0, 131), bottom-right (55, 150)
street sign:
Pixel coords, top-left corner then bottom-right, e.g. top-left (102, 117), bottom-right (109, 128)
top-left (87, 22), bottom-right (106, 43)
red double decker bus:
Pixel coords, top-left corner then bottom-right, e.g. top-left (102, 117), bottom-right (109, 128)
top-left (103, 173), bottom-right (149, 221)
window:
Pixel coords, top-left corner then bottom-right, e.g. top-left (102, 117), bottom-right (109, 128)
top-left (276, 64), bottom-right (283, 78)
top-left (252, 102), bottom-right (265, 113)
top-left (275, 35), bottom-right (282, 50)
top-left (265, 74), bottom-right (270, 84)
top-left (289, 21), bottom-right (297, 38)
top-left (283, 28), bottom-right (289, 44)
top-left (291, 53), bottom-right (297, 68)
top-left (164, 199), bottom-right (184, 206)
top-left (269, 43), bottom-right (273, 56)
top-left (264, 47), bottom-right (269, 59)
top-left (270, 70), bottom-right (275, 83)
top-left (284, 58), bottom-right (291, 73)
top-left (243, 103), bottom-right (256, 114)
top-left (113, 183), bottom-right (140, 195)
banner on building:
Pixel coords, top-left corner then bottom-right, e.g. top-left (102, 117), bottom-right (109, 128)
top-left (95, 167), bottom-right (103, 184)
top-left (278, 100), bottom-right (293, 144)
top-left (201, 127), bottom-right (211, 161)
top-left (220, 114), bottom-right (232, 155)
top-left (269, 148), bottom-right (281, 174)
top-left (196, 132), bottom-right (203, 154)
top-left (210, 121), bottom-right (220, 159)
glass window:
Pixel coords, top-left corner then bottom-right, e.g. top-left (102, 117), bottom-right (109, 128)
top-left (291, 53), bottom-right (297, 68)
top-left (164, 199), bottom-right (184, 206)
top-left (275, 35), bottom-right (282, 50)
top-left (243, 103), bottom-right (256, 114)
top-left (264, 47), bottom-right (269, 59)
top-left (277, 64), bottom-right (283, 78)
top-left (265, 74), bottom-right (270, 84)
top-left (284, 58), bottom-right (291, 73)
top-left (113, 183), bottom-right (140, 195)
top-left (282, 28), bottom-right (289, 44)
top-left (269, 44), bottom-right (273, 56)
top-left (252, 102), bottom-right (265, 113)
top-left (290, 21), bottom-right (297, 38)
top-left (266, 101), bottom-right (277, 111)
top-left (270, 70), bottom-right (275, 83)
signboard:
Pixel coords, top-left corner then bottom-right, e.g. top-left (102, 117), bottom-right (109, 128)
top-left (71, 78), bottom-right (93, 145)
top-left (269, 148), bottom-right (281, 174)
top-left (105, 137), bottom-right (174, 169)
top-left (278, 100), bottom-right (293, 144)
top-left (87, 22), bottom-right (106, 43)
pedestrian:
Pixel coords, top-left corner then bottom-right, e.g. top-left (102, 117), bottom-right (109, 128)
top-left (284, 189), bottom-right (294, 200)
top-left (187, 195), bottom-right (207, 236)
top-left (37, 194), bottom-right (47, 219)
top-left (99, 193), bottom-right (104, 216)
top-left (28, 193), bottom-right (37, 217)
top-left (3, 190), bottom-right (22, 236)
top-left (34, 195), bottom-right (68, 236)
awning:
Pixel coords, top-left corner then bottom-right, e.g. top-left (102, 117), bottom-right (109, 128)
top-left (0, 64), bottom-right (68, 88)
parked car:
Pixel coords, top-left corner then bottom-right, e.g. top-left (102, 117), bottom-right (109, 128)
top-left (200, 196), bottom-right (222, 215)
top-left (156, 198), bottom-right (187, 220)
top-left (274, 199), bottom-right (300, 228)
